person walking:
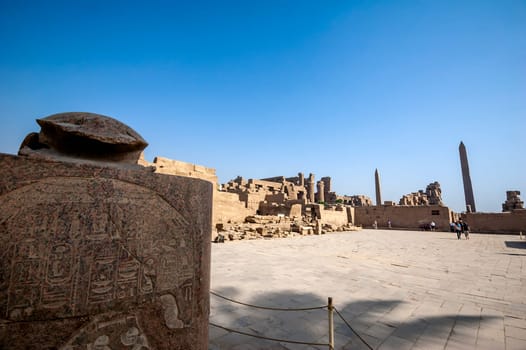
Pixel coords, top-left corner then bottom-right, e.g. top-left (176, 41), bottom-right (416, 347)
top-left (455, 221), bottom-right (462, 239)
top-left (462, 221), bottom-right (470, 239)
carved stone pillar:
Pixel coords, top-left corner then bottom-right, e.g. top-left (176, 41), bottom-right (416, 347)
top-left (0, 113), bottom-right (212, 349)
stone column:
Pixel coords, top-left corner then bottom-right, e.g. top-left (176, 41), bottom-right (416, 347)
top-left (375, 168), bottom-right (382, 206)
top-left (317, 180), bottom-right (325, 203)
top-left (459, 141), bottom-right (476, 212)
top-left (298, 172), bottom-right (304, 187)
top-left (308, 173), bottom-right (315, 203)
top-left (321, 176), bottom-right (331, 202)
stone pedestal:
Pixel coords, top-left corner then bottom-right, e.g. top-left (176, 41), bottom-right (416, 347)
top-left (0, 154), bottom-right (212, 349)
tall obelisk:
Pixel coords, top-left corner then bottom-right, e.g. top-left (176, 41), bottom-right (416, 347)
top-left (459, 141), bottom-right (476, 212)
top-left (375, 168), bottom-right (382, 206)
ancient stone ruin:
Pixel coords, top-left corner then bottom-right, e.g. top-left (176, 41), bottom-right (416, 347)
top-left (399, 190), bottom-right (429, 206)
top-left (214, 173), bottom-right (359, 241)
top-left (502, 190), bottom-right (524, 212)
top-left (338, 194), bottom-right (373, 207)
top-left (0, 112), bottom-right (212, 349)
top-left (399, 182), bottom-right (443, 206)
top-left (425, 182), bottom-right (443, 205)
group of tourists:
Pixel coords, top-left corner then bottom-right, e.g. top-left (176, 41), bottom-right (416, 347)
top-left (450, 219), bottom-right (470, 239)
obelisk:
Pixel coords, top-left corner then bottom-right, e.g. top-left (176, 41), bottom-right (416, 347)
top-left (375, 168), bottom-right (382, 206)
top-left (459, 141), bottom-right (476, 212)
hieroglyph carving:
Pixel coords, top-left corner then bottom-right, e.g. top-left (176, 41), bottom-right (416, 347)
top-left (0, 177), bottom-right (195, 324)
top-left (62, 314), bottom-right (150, 350)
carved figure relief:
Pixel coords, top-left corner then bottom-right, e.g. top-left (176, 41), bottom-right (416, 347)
top-left (121, 326), bottom-right (150, 349)
top-left (88, 335), bottom-right (112, 350)
top-left (160, 294), bottom-right (184, 329)
top-left (61, 314), bottom-right (150, 350)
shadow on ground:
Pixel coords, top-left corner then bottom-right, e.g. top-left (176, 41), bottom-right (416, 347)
top-left (505, 241), bottom-right (526, 249)
top-left (208, 288), bottom-right (495, 350)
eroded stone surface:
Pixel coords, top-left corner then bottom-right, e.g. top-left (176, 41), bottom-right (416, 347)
top-left (19, 112), bottom-right (148, 164)
top-left (0, 154), bottom-right (212, 349)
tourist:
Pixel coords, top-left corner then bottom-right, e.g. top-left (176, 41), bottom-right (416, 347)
top-left (455, 221), bottom-right (462, 239)
top-left (462, 221), bottom-right (470, 239)
top-left (450, 222), bottom-right (456, 232)
top-left (430, 221), bottom-right (436, 231)
top-left (387, 219), bottom-right (392, 228)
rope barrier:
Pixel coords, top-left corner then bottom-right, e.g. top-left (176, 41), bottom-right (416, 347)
top-left (210, 322), bottom-right (330, 347)
top-left (334, 307), bottom-right (374, 350)
top-left (210, 290), bottom-right (327, 311)
top-left (210, 290), bottom-right (374, 349)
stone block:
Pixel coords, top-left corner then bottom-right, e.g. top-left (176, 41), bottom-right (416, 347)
top-left (0, 153), bottom-right (212, 349)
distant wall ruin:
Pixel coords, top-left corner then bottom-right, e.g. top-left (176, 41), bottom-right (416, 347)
top-left (399, 182), bottom-right (443, 206)
top-left (149, 156), bottom-right (217, 186)
top-left (141, 144), bottom-right (526, 237)
top-left (214, 191), bottom-right (255, 224)
top-left (320, 206), bottom-right (354, 227)
top-left (354, 205), bottom-right (453, 230)
top-left (462, 210), bottom-right (526, 234)
top-left (502, 191), bottom-right (524, 212)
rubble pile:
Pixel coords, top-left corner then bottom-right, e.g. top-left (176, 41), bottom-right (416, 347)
top-left (213, 215), bottom-right (359, 242)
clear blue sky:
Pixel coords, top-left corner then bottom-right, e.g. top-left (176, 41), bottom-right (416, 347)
top-left (1, 1), bottom-right (524, 213)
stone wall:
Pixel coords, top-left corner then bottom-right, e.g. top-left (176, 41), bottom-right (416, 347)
top-left (213, 191), bottom-right (253, 225)
top-left (354, 205), bottom-right (452, 231)
top-left (239, 192), bottom-right (268, 211)
top-left (257, 200), bottom-right (306, 218)
top-left (144, 156), bottom-right (218, 188)
top-left (258, 202), bottom-right (292, 216)
top-left (462, 210), bottom-right (526, 234)
top-left (264, 192), bottom-right (288, 204)
top-left (319, 207), bottom-right (351, 227)
top-left (337, 194), bottom-right (373, 207)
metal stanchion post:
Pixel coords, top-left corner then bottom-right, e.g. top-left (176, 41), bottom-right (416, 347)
top-left (328, 297), bottom-right (334, 350)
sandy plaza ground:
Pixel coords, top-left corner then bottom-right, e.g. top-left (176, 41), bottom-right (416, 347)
top-left (208, 229), bottom-right (526, 349)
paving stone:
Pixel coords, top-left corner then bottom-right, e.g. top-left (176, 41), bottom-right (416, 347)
top-left (477, 326), bottom-right (505, 341)
top-left (377, 335), bottom-right (414, 350)
top-left (504, 315), bottom-right (526, 329)
top-left (506, 336), bottom-right (526, 350)
top-left (505, 325), bottom-right (526, 340)
top-left (363, 322), bottom-right (396, 339)
top-left (475, 336), bottom-right (505, 350)
top-left (444, 339), bottom-right (477, 349)
top-left (391, 318), bottom-right (428, 342)
top-left (209, 230), bottom-right (526, 349)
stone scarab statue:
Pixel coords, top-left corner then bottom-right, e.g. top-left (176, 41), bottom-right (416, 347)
top-left (19, 112), bottom-right (148, 164)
